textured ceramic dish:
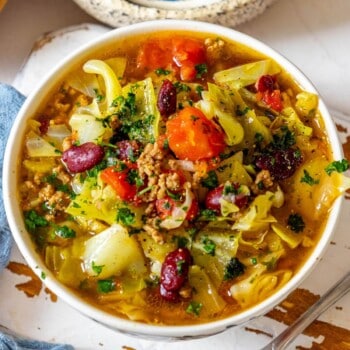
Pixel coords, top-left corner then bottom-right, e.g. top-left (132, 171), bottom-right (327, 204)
top-left (72, 0), bottom-right (277, 28)
top-left (3, 20), bottom-right (343, 340)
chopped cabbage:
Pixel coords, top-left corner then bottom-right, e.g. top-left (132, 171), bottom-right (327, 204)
top-left (213, 59), bottom-right (281, 89)
top-left (271, 223), bottom-right (303, 249)
top-left (215, 152), bottom-right (253, 186)
top-left (230, 264), bottom-right (292, 308)
top-left (83, 59), bottom-right (122, 110)
top-left (281, 107), bottom-right (313, 136)
top-left (69, 112), bottom-right (112, 144)
top-left (295, 91), bottom-right (318, 118)
top-left (25, 131), bottom-right (60, 157)
top-left (83, 224), bottom-right (146, 279)
top-left (196, 83), bottom-right (244, 145)
top-left (188, 265), bottom-right (226, 316)
top-left (230, 88), bottom-right (272, 148)
top-left (119, 78), bottom-right (160, 143)
top-left (231, 190), bottom-right (284, 232)
top-left (23, 158), bottom-right (57, 173)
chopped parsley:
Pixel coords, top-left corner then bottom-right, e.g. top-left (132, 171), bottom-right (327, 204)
top-left (300, 169), bottom-right (319, 185)
top-left (287, 213), bottom-right (305, 233)
top-left (200, 170), bottom-right (218, 189)
top-left (92, 261), bottom-right (104, 276)
top-left (186, 301), bottom-right (203, 316)
top-left (24, 210), bottom-right (48, 232)
top-left (195, 85), bottom-right (204, 96)
top-left (224, 257), bottom-right (246, 280)
top-left (200, 209), bottom-right (217, 221)
top-left (174, 81), bottom-right (191, 93)
top-left (325, 159), bottom-right (349, 175)
top-left (272, 126), bottom-right (296, 150)
top-left (127, 168), bottom-right (144, 187)
top-left (97, 279), bottom-right (115, 293)
top-left (202, 236), bottom-right (216, 256)
top-left (116, 207), bottom-right (135, 226)
top-left (173, 235), bottom-right (189, 248)
top-left (195, 63), bottom-right (208, 78)
top-left (155, 68), bottom-right (171, 76)
top-left (41, 271), bottom-right (46, 279)
top-left (176, 259), bottom-right (186, 274)
top-left (54, 225), bottom-right (76, 238)
top-left (93, 88), bottom-right (104, 103)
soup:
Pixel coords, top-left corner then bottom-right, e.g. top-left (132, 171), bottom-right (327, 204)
top-left (18, 31), bottom-right (347, 325)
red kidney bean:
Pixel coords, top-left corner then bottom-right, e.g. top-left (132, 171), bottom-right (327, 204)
top-left (205, 183), bottom-right (248, 214)
top-left (62, 142), bottom-right (104, 173)
top-left (157, 79), bottom-right (177, 117)
top-left (116, 140), bottom-right (141, 161)
top-left (160, 248), bottom-right (192, 301)
top-left (255, 147), bottom-right (303, 180)
top-left (159, 284), bottom-right (179, 302)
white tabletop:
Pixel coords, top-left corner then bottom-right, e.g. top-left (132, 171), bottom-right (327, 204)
top-left (1, 1), bottom-right (350, 349)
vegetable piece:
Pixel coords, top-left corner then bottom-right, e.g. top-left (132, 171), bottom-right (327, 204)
top-left (287, 213), bottom-right (305, 233)
top-left (281, 107), bottom-right (313, 136)
top-left (271, 223), bottom-right (303, 249)
top-left (215, 152), bottom-right (253, 186)
top-left (172, 37), bottom-right (207, 81)
top-left (213, 59), bottom-right (280, 88)
top-left (83, 224), bottom-right (146, 279)
top-left (69, 111), bottom-right (111, 144)
top-left (83, 59), bottom-right (122, 110)
top-left (62, 142), bottom-right (105, 174)
top-left (230, 264), bottom-right (292, 308)
top-left (118, 78), bottom-right (160, 143)
top-left (231, 190), bottom-right (283, 232)
top-left (100, 166), bottom-right (137, 201)
top-left (26, 131), bottom-right (60, 157)
top-left (288, 157), bottom-right (344, 220)
top-left (196, 83), bottom-right (244, 145)
top-left (188, 265), bottom-right (226, 316)
top-left (159, 186), bottom-right (198, 229)
top-left (166, 107), bottom-right (226, 161)
top-left (295, 91), bottom-right (318, 117)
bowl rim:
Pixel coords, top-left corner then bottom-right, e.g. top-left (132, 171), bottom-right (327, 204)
top-left (3, 19), bottom-right (344, 339)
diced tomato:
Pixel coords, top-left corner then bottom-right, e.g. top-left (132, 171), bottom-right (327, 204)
top-left (136, 38), bottom-right (173, 71)
top-left (166, 107), bottom-right (226, 161)
top-left (261, 89), bottom-right (283, 112)
top-left (155, 196), bottom-right (199, 221)
top-left (100, 166), bottom-right (137, 201)
top-left (172, 37), bottom-right (206, 81)
top-left (185, 198), bottom-right (199, 221)
top-left (136, 37), bottom-right (207, 82)
top-left (156, 197), bottom-right (176, 219)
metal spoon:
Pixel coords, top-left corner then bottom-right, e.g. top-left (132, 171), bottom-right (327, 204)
top-left (261, 270), bottom-right (350, 350)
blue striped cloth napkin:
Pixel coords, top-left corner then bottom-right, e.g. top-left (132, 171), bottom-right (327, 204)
top-left (0, 83), bottom-right (74, 350)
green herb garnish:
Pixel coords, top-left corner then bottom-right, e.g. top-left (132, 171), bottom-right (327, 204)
top-left (186, 301), bottom-right (203, 316)
top-left (287, 213), bottom-right (305, 233)
top-left (300, 169), bottom-right (319, 185)
top-left (325, 159), bottom-right (349, 175)
top-left (224, 257), bottom-right (245, 280)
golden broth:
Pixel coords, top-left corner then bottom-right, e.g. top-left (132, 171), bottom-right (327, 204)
top-left (18, 30), bottom-right (340, 325)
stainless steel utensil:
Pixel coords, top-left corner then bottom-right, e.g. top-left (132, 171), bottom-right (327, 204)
top-left (261, 270), bottom-right (350, 349)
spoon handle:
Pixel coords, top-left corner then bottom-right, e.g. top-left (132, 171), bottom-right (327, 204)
top-left (261, 270), bottom-right (350, 350)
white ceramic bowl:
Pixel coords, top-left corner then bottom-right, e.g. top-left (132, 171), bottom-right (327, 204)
top-left (3, 20), bottom-right (343, 340)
